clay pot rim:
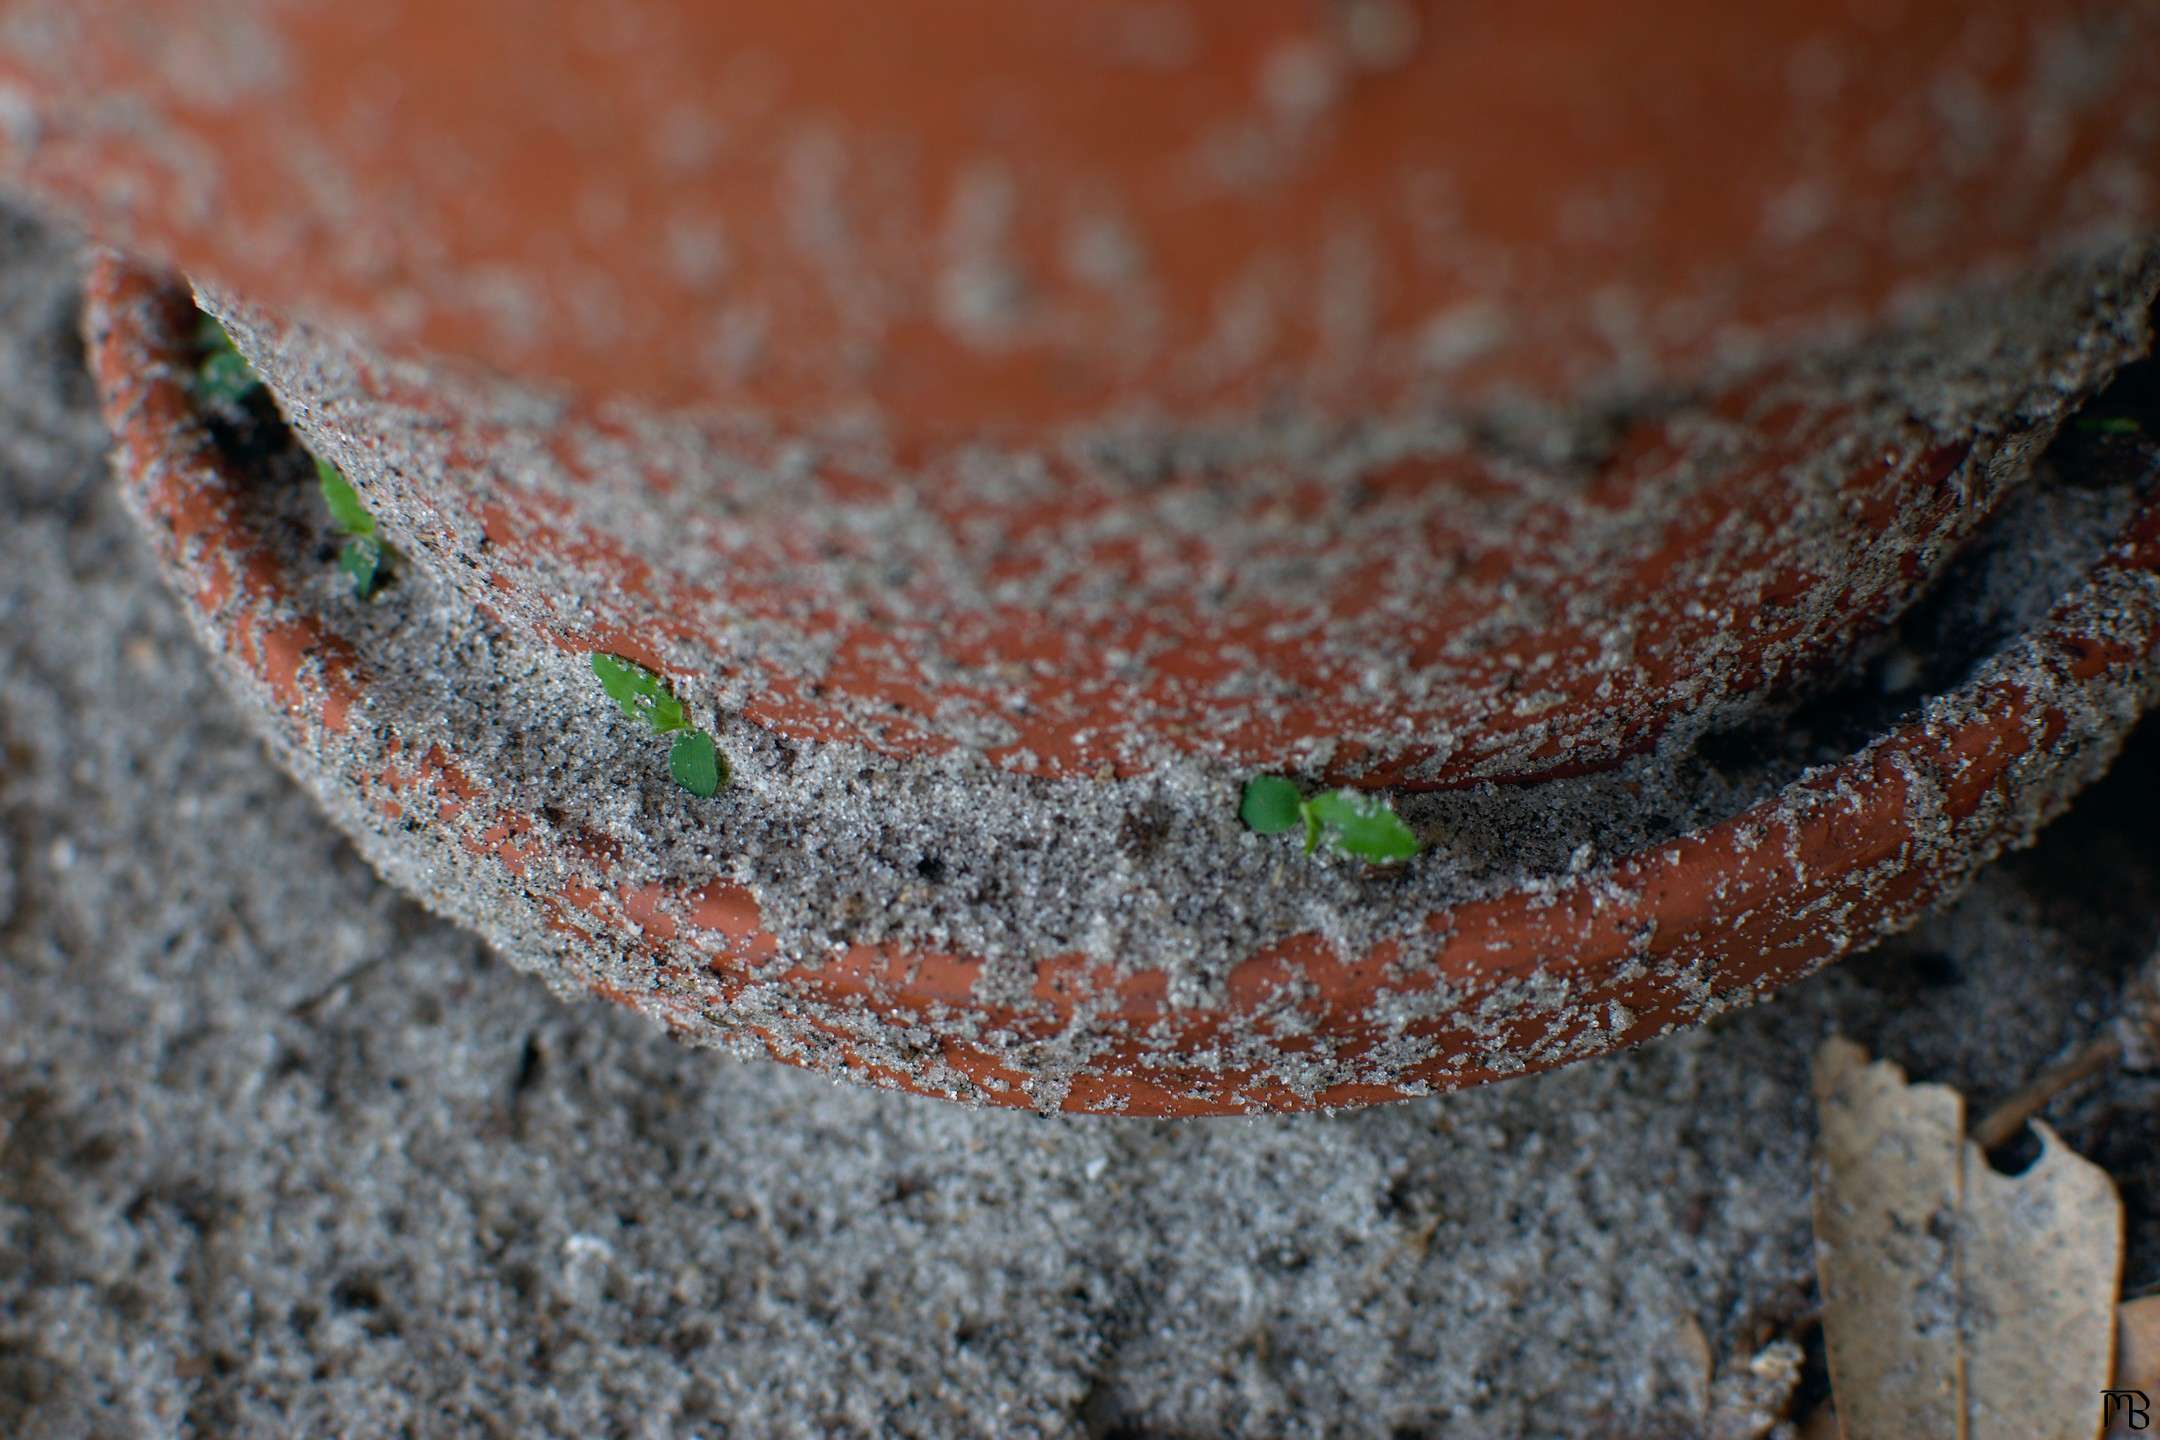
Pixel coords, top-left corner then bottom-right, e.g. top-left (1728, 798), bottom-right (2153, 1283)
top-left (87, 254), bottom-right (2160, 1117)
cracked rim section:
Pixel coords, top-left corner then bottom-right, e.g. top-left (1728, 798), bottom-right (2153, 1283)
top-left (88, 257), bottom-right (2160, 1116)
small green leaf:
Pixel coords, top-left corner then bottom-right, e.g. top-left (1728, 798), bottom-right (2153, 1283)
top-left (339, 535), bottom-right (383, 599)
top-left (1240, 775), bottom-right (1304, 835)
top-left (196, 350), bottom-right (260, 405)
top-left (669, 731), bottom-right (726, 797)
top-left (589, 652), bottom-right (689, 734)
top-left (1305, 789), bottom-right (1420, 863)
top-left (316, 458), bottom-right (376, 538)
top-left (590, 652), bottom-right (646, 709)
top-left (191, 314), bottom-right (262, 404)
top-left (2075, 415), bottom-right (2142, 436)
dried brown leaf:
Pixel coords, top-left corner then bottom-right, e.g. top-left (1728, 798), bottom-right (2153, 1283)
top-left (1813, 1036), bottom-right (1964, 1437)
top-left (1812, 1037), bottom-right (2123, 1440)
top-left (2114, 1294), bottom-right (2160, 1409)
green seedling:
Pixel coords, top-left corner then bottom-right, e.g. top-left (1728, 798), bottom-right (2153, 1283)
top-left (193, 305), bottom-right (389, 601)
top-left (316, 458), bottom-right (392, 600)
top-left (2075, 416), bottom-right (2142, 437)
top-left (1240, 775), bottom-right (1420, 863)
top-left (590, 653), bottom-right (730, 798)
top-left (192, 314), bottom-right (261, 405)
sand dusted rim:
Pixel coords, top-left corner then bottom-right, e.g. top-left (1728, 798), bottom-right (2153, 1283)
top-left (88, 255), bottom-right (2160, 1116)
top-left (198, 242), bottom-right (2159, 789)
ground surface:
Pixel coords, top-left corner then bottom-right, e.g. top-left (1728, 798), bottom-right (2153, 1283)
top-left (6, 208), bottom-right (2160, 1438)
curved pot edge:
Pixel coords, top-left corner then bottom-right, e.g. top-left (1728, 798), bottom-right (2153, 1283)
top-left (84, 254), bottom-right (2160, 1117)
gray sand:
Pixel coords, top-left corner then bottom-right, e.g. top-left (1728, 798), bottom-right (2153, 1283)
top-left (9, 206), bottom-right (2160, 1435)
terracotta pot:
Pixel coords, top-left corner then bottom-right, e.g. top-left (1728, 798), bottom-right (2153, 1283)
top-left (28, 3), bottom-right (2160, 1111)
top-left (85, 258), bottom-right (2160, 1114)
top-left (190, 243), bottom-right (2151, 792)
top-left (8, 2), bottom-right (2159, 782)
top-left (10, 1), bottom-right (2160, 431)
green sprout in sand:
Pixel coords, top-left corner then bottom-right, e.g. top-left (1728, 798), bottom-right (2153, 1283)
top-left (191, 313), bottom-right (261, 406)
top-left (316, 458), bottom-right (394, 601)
top-left (590, 653), bottom-right (729, 799)
top-left (189, 307), bottom-right (393, 602)
top-left (1240, 775), bottom-right (1420, 863)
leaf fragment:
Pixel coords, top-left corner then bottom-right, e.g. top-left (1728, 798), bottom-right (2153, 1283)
top-left (589, 652), bottom-right (689, 734)
top-left (197, 351), bottom-right (259, 406)
top-left (669, 731), bottom-right (726, 798)
top-left (1239, 775), bottom-right (1303, 835)
top-left (2114, 1293), bottom-right (2160, 1402)
top-left (191, 314), bottom-right (261, 404)
top-left (1305, 788), bottom-right (1421, 862)
top-left (316, 458), bottom-right (376, 538)
top-left (339, 535), bottom-right (383, 600)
